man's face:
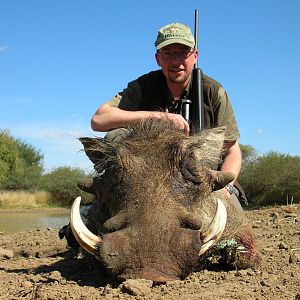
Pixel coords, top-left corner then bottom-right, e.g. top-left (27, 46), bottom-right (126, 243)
top-left (155, 43), bottom-right (198, 85)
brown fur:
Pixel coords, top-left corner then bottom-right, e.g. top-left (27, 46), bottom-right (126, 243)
top-left (79, 119), bottom-right (259, 281)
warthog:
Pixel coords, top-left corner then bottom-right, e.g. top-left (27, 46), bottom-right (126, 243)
top-left (68, 119), bottom-right (259, 282)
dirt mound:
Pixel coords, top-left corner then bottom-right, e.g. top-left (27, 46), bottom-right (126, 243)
top-left (0, 205), bottom-right (299, 300)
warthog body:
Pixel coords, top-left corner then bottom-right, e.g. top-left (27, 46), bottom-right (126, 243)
top-left (70, 119), bottom-right (259, 282)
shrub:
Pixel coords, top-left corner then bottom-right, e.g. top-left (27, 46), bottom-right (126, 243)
top-left (40, 166), bottom-right (93, 206)
top-left (239, 151), bottom-right (300, 207)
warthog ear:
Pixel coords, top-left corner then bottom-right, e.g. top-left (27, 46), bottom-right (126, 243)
top-left (208, 170), bottom-right (235, 191)
top-left (190, 126), bottom-right (226, 169)
top-left (79, 137), bottom-right (117, 171)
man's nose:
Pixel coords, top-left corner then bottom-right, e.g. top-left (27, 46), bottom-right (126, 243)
top-left (170, 53), bottom-right (182, 61)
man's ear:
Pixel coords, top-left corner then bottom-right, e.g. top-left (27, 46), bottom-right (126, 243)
top-left (193, 49), bottom-right (199, 65)
top-left (155, 52), bottom-right (161, 66)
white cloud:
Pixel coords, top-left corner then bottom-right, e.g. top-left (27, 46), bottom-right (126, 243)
top-left (7, 120), bottom-right (104, 172)
top-left (0, 96), bottom-right (30, 105)
top-left (44, 130), bottom-right (83, 140)
top-left (0, 45), bottom-right (8, 52)
top-left (11, 121), bottom-right (97, 141)
top-left (257, 128), bottom-right (264, 135)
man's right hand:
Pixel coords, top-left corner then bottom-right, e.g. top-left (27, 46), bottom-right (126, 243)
top-left (152, 112), bottom-right (190, 135)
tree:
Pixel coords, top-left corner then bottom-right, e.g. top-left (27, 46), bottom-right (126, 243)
top-left (0, 130), bottom-right (18, 188)
top-left (0, 129), bottom-right (44, 190)
top-left (240, 144), bottom-right (257, 164)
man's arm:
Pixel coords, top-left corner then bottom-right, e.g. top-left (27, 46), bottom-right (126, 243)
top-left (91, 104), bottom-right (152, 132)
top-left (91, 103), bottom-right (190, 133)
top-left (220, 140), bottom-right (242, 185)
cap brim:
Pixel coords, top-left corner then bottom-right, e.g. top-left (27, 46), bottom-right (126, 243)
top-left (156, 39), bottom-right (195, 50)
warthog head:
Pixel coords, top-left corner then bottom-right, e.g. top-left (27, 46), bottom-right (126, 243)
top-left (70, 119), bottom-right (259, 282)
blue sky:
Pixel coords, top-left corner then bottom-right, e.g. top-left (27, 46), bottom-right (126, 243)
top-left (1, 0), bottom-right (299, 173)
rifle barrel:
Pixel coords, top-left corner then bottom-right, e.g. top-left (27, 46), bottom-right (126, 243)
top-left (191, 8), bottom-right (205, 133)
top-left (194, 9), bottom-right (199, 68)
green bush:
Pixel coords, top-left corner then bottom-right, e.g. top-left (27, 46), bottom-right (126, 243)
top-left (40, 166), bottom-right (93, 206)
top-left (0, 129), bottom-right (44, 190)
top-left (239, 151), bottom-right (300, 207)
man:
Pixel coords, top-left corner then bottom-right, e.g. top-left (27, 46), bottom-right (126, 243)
top-left (91, 22), bottom-right (243, 208)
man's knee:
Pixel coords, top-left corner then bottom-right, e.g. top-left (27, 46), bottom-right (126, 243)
top-left (105, 128), bottom-right (129, 142)
top-left (230, 194), bottom-right (243, 211)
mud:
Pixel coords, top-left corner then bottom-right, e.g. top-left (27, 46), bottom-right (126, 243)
top-left (0, 204), bottom-right (299, 300)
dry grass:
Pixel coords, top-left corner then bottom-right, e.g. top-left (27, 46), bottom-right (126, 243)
top-left (0, 191), bottom-right (51, 208)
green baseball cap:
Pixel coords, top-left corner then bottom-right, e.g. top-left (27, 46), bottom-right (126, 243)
top-left (155, 23), bottom-right (195, 50)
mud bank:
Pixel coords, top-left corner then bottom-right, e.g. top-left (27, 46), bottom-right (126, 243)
top-left (0, 205), bottom-right (299, 300)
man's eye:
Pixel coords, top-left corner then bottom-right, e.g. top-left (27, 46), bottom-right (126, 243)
top-left (180, 51), bottom-right (189, 57)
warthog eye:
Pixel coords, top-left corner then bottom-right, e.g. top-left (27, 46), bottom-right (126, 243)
top-left (102, 211), bottom-right (128, 233)
top-left (180, 154), bottom-right (205, 185)
top-left (180, 213), bottom-right (202, 230)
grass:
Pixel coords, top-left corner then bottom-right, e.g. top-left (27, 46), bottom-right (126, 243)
top-left (0, 191), bottom-right (52, 209)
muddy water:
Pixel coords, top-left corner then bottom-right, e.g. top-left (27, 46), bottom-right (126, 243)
top-left (0, 210), bottom-right (70, 233)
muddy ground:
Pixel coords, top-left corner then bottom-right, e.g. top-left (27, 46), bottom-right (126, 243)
top-left (0, 204), bottom-right (299, 300)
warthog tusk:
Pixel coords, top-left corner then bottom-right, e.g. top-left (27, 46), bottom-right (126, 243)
top-left (198, 198), bottom-right (227, 256)
top-left (70, 196), bottom-right (101, 255)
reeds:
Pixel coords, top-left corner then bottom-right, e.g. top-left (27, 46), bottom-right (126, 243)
top-left (0, 191), bottom-right (51, 208)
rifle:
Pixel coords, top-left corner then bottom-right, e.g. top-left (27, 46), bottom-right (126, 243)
top-left (181, 9), bottom-right (205, 134)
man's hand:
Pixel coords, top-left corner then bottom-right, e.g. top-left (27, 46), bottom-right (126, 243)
top-left (152, 112), bottom-right (190, 134)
